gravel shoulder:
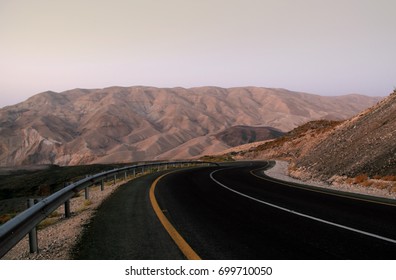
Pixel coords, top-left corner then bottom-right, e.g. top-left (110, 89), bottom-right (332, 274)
top-left (2, 179), bottom-right (125, 260)
top-left (265, 160), bottom-right (396, 200)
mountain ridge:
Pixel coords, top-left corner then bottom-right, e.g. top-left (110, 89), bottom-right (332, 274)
top-left (0, 86), bottom-right (381, 166)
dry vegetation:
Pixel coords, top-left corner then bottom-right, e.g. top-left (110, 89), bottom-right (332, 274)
top-left (340, 174), bottom-right (396, 193)
top-left (200, 154), bottom-right (235, 162)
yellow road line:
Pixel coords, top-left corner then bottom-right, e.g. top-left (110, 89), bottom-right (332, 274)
top-left (149, 172), bottom-right (201, 260)
top-left (250, 167), bottom-right (396, 207)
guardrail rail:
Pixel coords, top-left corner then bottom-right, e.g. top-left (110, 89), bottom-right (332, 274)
top-left (0, 160), bottom-right (218, 258)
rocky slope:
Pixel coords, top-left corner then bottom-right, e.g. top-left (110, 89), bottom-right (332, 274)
top-left (0, 86), bottom-right (380, 166)
top-left (234, 120), bottom-right (343, 162)
top-left (294, 91), bottom-right (396, 179)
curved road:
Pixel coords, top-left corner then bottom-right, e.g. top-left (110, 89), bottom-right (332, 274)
top-left (73, 161), bottom-right (396, 259)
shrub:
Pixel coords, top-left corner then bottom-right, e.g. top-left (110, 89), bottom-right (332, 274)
top-left (390, 183), bottom-right (396, 193)
top-left (382, 175), bottom-right (396, 181)
top-left (48, 211), bottom-right (61, 218)
top-left (38, 217), bottom-right (58, 229)
top-left (83, 199), bottom-right (92, 206)
top-left (0, 213), bottom-right (15, 225)
top-left (354, 174), bottom-right (368, 184)
top-left (373, 182), bottom-right (388, 190)
top-left (345, 178), bottom-right (355, 184)
top-left (361, 180), bottom-right (373, 187)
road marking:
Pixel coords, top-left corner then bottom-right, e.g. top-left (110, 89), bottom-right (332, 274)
top-left (150, 171), bottom-right (201, 260)
top-left (210, 168), bottom-right (396, 245)
top-left (250, 166), bottom-right (396, 207)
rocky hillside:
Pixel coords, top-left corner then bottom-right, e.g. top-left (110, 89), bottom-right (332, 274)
top-left (230, 120), bottom-right (342, 162)
top-left (0, 86), bottom-right (380, 166)
top-left (294, 91), bottom-right (396, 179)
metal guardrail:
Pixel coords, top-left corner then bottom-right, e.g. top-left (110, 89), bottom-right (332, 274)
top-left (0, 160), bottom-right (218, 258)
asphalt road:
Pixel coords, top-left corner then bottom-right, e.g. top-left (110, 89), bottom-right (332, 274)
top-left (72, 171), bottom-right (186, 260)
top-left (73, 161), bottom-right (396, 259)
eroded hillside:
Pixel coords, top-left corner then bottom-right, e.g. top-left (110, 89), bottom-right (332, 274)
top-left (294, 92), bottom-right (396, 179)
top-left (0, 86), bottom-right (380, 166)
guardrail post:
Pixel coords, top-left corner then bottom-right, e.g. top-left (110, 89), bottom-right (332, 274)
top-left (64, 200), bottom-right (71, 218)
top-left (113, 174), bottom-right (117, 185)
top-left (132, 169), bottom-right (136, 178)
top-left (27, 199), bottom-right (38, 254)
top-left (124, 171), bottom-right (127, 180)
top-left (84, 186), bottom-right (89, 200)
top-left (100, 179), bottom-right (104, 191)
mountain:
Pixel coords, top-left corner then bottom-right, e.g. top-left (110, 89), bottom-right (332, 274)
top-left (0, 86), bottom-right (381, 166)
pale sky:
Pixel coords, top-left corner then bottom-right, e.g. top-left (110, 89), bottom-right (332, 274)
top-left (1, 0), bottom-right (395, 108)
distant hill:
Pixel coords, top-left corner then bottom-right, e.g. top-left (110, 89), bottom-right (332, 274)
top-left (0, 86), bottom-right (380, 166)
top-left (215, 125), bottom-right (284, 147)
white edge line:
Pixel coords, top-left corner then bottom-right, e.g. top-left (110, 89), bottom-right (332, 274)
top-left (210, 168), bottom-right (396, 245)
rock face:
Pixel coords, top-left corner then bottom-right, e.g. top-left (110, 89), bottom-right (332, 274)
top-left (295, 92), bottom-right (396, 179)
top-left (0, 86), bottom-right (380, 166)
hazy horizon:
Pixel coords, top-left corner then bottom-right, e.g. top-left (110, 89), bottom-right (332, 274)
top-left (1, 0), bottom-right (395, 108)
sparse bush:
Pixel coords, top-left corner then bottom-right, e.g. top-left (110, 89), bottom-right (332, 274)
top-left (390, 183), bottom-right (396, 193)
top-left (200, 154), bottom-right (235, 162)
top-left (48, 211), bottom-right (61, 218)
top-left (354, 174), bottom-right (368, 184)
top-left (72, 191), bottom-right (81, 198)
top-left (382, 175), bottom-right (396, 181)
top-left (288, 165), bottom-right (297, 172)
top-left (37, 184), bottom-right (51, 196)
top-left (38, 217), bottom-right (58, 229)
top-left (361, 180), bottom-right (373, 187)
top-left (345, 178), bottom-right (355, 184)
top-left (0, 213), bottom-right (15, 225)
top-left (84, 199), bottom-right (92, 206)
top-left (373, 181), bottom-right (388, 190)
